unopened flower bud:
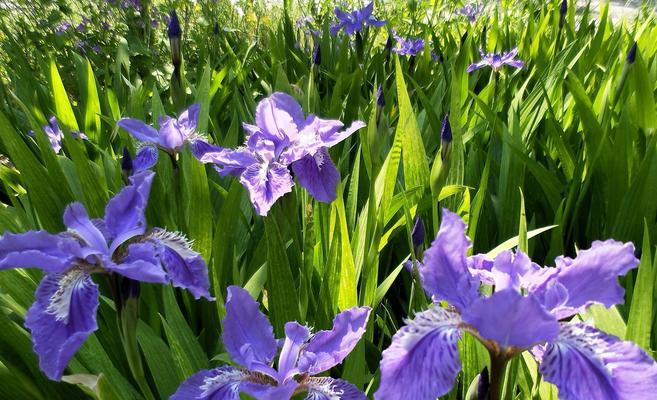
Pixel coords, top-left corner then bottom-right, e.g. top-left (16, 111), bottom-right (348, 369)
top-left (411, 216), bottom-right (425, 248)
top-left (627, 42), bottom-right (637, 64)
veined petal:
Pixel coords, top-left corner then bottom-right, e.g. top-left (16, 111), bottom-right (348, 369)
top-left (292, 148), bottom-right (340, 203)
top-left (177, 103), bottom-right (201, 135)
top-left (504, 59), bottom-right (525, 69)
top-left (240, 161), bottom-right (293, 216)
top-left (419, 209), bottom-right (479, 310)
top-left (297, 307), bottom-right (371, 375)
top-left (461, 289), bottom-right (559, 350)
top-left (466, 61), bottom-right (489, 73)
top-left (550, 240), bottom-right (638, 317)
top-left (104, 170), bottom-right (154, 251)
top-left (302, 377), bottom-right (366, 400)
top-left (117, 118), bottom-right (160, 143)
top-left (25, 270), bottom-right (99, 380)
top-left (222, 286), bottom-right (277, 370)
top-left (198, 145), bottom-right (257, 177)
top-left (105, 243), bottom-right (168, 283)
top-left (0, 231), bottom-right (79, 273)
top-left (375, 306), bottom-right (462, 400)
top-left (171, 366), bottom-right (246, 400)
top-left (157, 117), bottom-right (185, 151)
top-left (255, 92), bottom-right (304, 148)
top-left (133, 146), bottom-right (158, 172)
top-left (319, 120), bottom-right (366, 148)
top-left (63, 202), bottom-right (108, 253)
top-left (149, 229), bottom-right (213, 300)
top-left (540, 323), bottom-right (657, 400)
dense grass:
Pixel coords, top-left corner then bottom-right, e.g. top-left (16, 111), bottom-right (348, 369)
top-left (0, 0), bottom-right (656, 398)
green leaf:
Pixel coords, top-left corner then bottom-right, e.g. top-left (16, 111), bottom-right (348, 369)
top-left (625, 222), bottom-right (654, 351)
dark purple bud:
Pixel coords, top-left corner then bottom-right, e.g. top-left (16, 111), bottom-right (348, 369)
top-left (376, 85), bottom-right (385, 108)
top-left (460, 31), bottom-right (468, 45)
top-left (312, 43), bottom-right (321, 65)
top-left (560, 0), bottom-right (568, 16)
top-left (477, 367), bottom-right (489, 400)
top-left (627, 42), bottom-right (637, 64)
top-left (121, 146), bottom-right (133, 172)
top-left (411, 216), bottom-right (425, 248)
top-left (441, 114), bottom-right (452, 144)
top-left (385, 35), bottom-right (393, 52)
top-left (213, 22), bottom-right (219, 35)
top-left (167, 10), bottom-right (182, 39)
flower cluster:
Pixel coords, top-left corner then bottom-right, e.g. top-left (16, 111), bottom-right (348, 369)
top-left (194, 93), bottom-right (365, 216)
top-left (29, 116), bottom-right (87, 154)
top-left (0, 170), bottom-right (211, 380)
top-left (392, 30), bottom-right (425, 56)
top-left (457, 3), bottom-right (482, 23)
top-left (467, 48), bottom-right (525, 73)
top-left (375, 209), bottom-right (657, 399)
top-left (172, 286), bottom-right (371, 400)
top-left (330, 2), bottom-right (386, 36)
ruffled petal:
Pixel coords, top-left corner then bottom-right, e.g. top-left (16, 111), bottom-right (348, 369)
top-left (25, 270), bottom-right (99, 380)
top-left (461, 289), bottom-right (559, 350)
top-left (550, 240), bottom-right (639, 318)
top-left (255, 92), bottom-right (304, 148)
top-left (0, 231), bottom-right (79, 273)
top-left (117, 118), bottom-right (160, 143)
top-left (148, 229), bottom-right (212, 300)
top-left (540, 323), bottom-right (657, 400)
top-left (419, 209), bottom-right (479, 310)
top-left (222, 286), bottom-right (278, 371)
top-left (63, 202), bottom-right (108, 254)
top-left (170, 366), bottom-right (246, 400)
top-left (105, 243), bottom-right (168, 283)
top-left (177, 103), bottom-right (201, 135)
top-left (196, 145), bottom-right (256, 177)
top-left (319, 120), bottom-right (366, 148)
top-left (104, 170), bottom-right (154, 251)
top-left (297, 307), bottom-right (371, 375)
top-left (157, 117), bottom-right (185, 151)
top-left (240, 161), bottom-right (294, 216)
top-left (302, 377), bottom-right (366, 400)
top-left (375, 306), bottom-right (462, 400)
top-left (292, 148), bottom-right (340, 203)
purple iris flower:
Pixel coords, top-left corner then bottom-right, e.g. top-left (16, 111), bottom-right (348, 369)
top-left (193, 93), bottom-right (365, 216)
top-left (55, 20), bottom-right (71, 36)
top-left (0, 170), bottom-right (212, 380)
top-left (172, 285), bottom-right (370, 400)
top-left (467, 48), bottom-right (525, 73)
top-left (376, 209), bottom-right (657, 400)
top-left (392, 30), bottom-right (425, 56)
top-left (330, 2), bottom-right (386, 36)
top-left (457, 3), bottom-right (482, 23)
top-left (29, 116), bottom-right (88, 154)
top-left (117, 104), bottom-right (205, 169)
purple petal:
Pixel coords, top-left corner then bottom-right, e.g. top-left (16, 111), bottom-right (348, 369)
top-left (461, 289), bottom-right (559, 350)
top-left (291, 148), bottom-right (340, 203)
top-left (222, 286), bottom-right (277, 371)
top-left (133, 146), bottom-right (158, 172)
top-left (242, 380), bottom-right (297, 400)
top-left (25, 270), bottom-right (99, 380)
top-left (489, 250), bottom-right (538, 291)
top-left (63, 202), bottom-right (108, 254)
top-left (549, 240), bottom-right (638, 317)
top-left (104, 170), bottom-right (154, 252)
top-left (149, 230), bottom-right (212, 300)
top-left (117, 118), bottom-right (160, 143)
top-left (170, 366), bottom-right (246, 400)
top-left (466, 61), bottom-right (488, 73)
top-left (540, 323), bottom-right (657, 400)
top-left (105, 243), bottom-right (168, 283)
top-left (375, 307), bottom-right (462, 400)
top-left (501, 47), bottom-right (519, 61)
top-left (297, 306), bottom-right (371, 375)
top-left (278, 322), bottom-right (311, 380)
top-left (419, 209), bottom-right (479, 310)
top-left (318, 120), bottom-right (366, 148)
top-left (504, 59), bottom-right (525, 69)
top-left (240, 161), bottom-right (293, 216)
top-left (0, 231), bottom-right (78, 273)
top-left (302, 377), bottom-right (366, 400)
top-left (255, 92), bottom-right (305, 147)
top-left (196, 145), bottom-right (256, 177)
top-left (157, 117), bottom-right (185, 151)
top-left (177, 103), bottom-right (201, 133)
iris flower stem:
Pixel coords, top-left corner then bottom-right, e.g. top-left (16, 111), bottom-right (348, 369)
top-left (489, 354), bottom-right (509, 400)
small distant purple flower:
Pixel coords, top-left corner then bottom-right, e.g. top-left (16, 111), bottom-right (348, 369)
top-left (29, 116), bottom-right (87, 154)
top-left (0, 171), bottom-right (212, 380)
top-left (55, 21), bottom-right (71, 36)
top-left (330, 2), bottom-right (386, 36)
top-left (193, 93), bottom-right (365, 216)
top-left (172, 285), bottom-right (370, 400)
top-left (467, 48), bottom-right (525, 73)
top-left (457, 3), bottom-right (482, 23)
top-left (91, 45), bottom-right (102, 54)
top-left (151, 18), bottom-right (159, 28)
top-left (392, 30), bottom-right (425, 56)
top-left (75, 40), bottom-right (87, 54)
top-left (375, 209), bottom-right (657, 400)
top-left (296, 15), bottom-right (313, 29)
top-left (101, 21), bottom-right (111, 30)
top-left (121, 0), bottom-right (142, 11)
top-left (117, 104), bottom-right (205, 169)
